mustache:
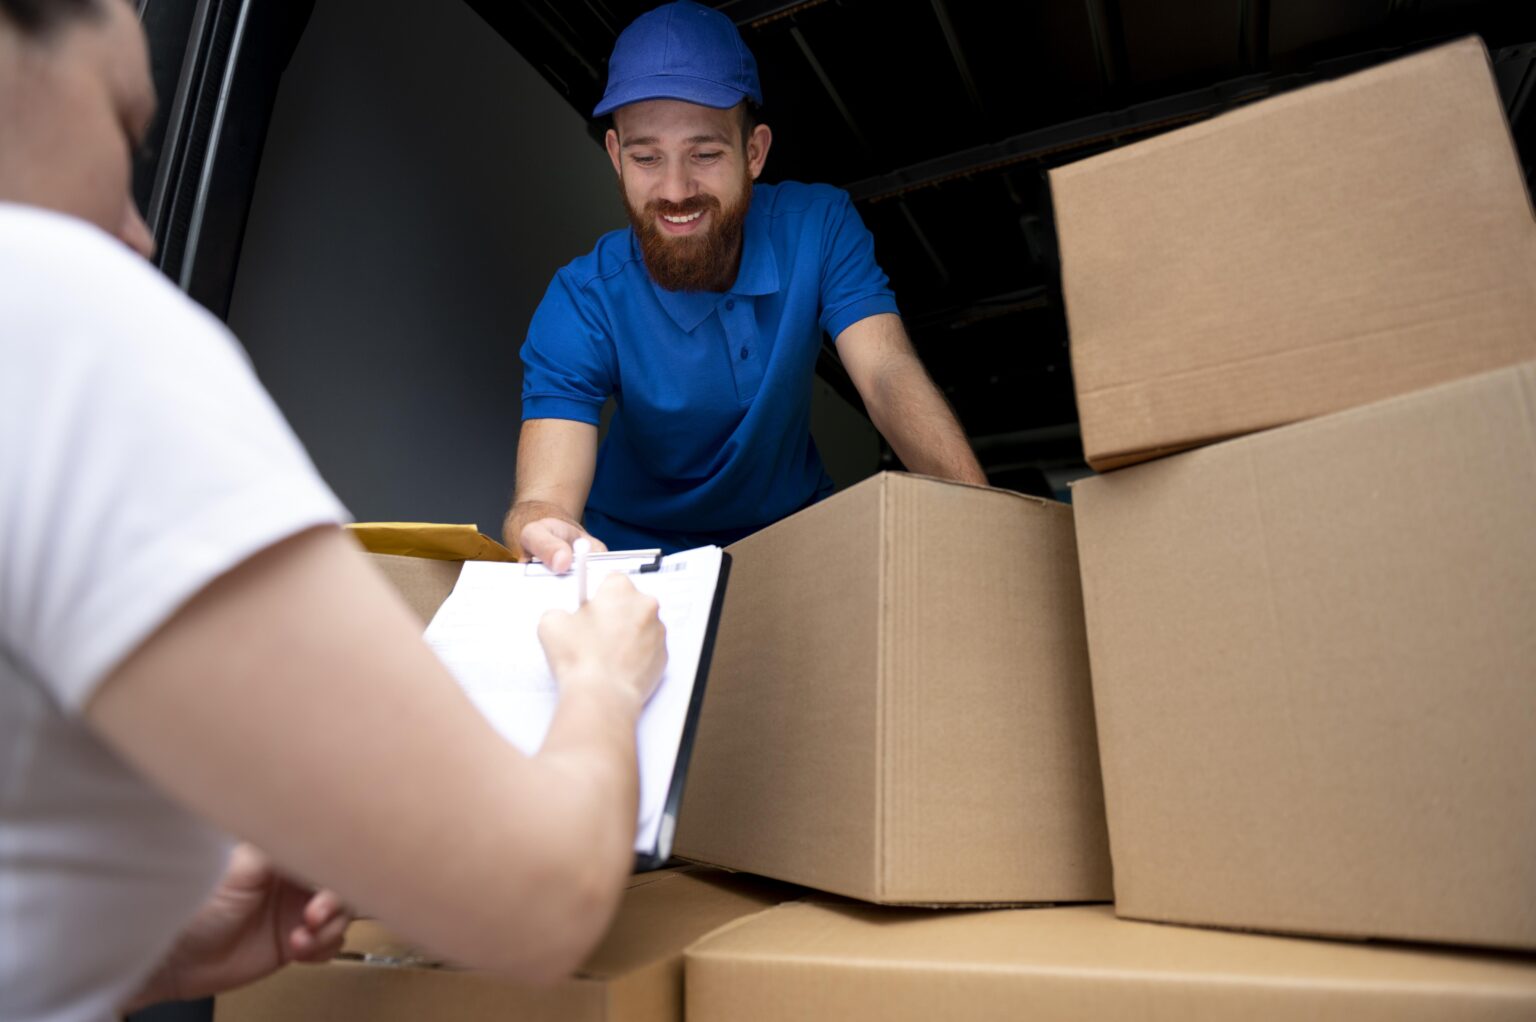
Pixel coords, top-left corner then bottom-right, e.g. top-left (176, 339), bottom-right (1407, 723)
top-left (645, 194), bottom-right (722, 218)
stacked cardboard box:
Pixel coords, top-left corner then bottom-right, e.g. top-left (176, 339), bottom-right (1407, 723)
top-left (1051, 34), bottom-right (1536, 957)
top-left (1053, 36), bottom-right (1536, 470)
top-left (1074, 363), bottom-right (1536, 949)
top-left (687, 902), bottom-right (1536, 1020)
top-left (214, 867), bottom-right (800, 1022)
top-left (674, 471), bottom-right (1112, 905)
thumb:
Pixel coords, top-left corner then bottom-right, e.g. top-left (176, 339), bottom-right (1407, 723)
top-left (222, 843), bottom-right (276, 891)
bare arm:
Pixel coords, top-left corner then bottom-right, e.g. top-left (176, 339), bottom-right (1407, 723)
top-left (836, 313), bottom-right (988, 485)
top-left (86, 525), bottom-right (662, 983)
top-left (503, 418), bottom-right (606, 571)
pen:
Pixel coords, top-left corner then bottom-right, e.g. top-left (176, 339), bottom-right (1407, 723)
top-left (573, 537), bottom-right (591, 608)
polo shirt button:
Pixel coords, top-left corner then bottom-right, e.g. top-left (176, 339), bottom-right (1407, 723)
top-left (739, 346), bottom-right (750, 360)
top-left (725, 299), bottom-right (736, 311)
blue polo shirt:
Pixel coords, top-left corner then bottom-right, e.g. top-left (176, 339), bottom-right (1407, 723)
top-left (520, 181), bottom-right (898, 552)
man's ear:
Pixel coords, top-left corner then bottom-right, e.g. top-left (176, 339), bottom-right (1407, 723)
top-left (605, 128), bottom-right (622, 177)
top-left (747, 123), bottom-right (772, 180)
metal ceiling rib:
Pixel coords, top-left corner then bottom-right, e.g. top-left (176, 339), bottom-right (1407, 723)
top-left (1084, 0), bottom-right (1128, 87)
top-left (930, 0), bottom-right (984, 113)
top-left (787, 23), bottom-right (871, 152)
top-left (716, 0), bottom-right (832, 29)
top-left (1238, 0), bottom-right (1270, 71)
top-left (843, 70), bottom-right (1277, 203)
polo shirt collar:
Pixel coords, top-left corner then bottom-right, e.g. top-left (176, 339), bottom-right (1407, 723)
top-left (643, 195), bottom-right (780, 333)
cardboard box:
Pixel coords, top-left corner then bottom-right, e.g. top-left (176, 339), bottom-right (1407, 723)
top-left (1052, 37), bottom-right (1536, 470)
top-left (366, 551), bottom-right (463, 623)
top-left (673, 472), bottom-right (1112, 905)
top-left (1073, 361), bottom-right (1536, 950)
top-left (686, 902), bottom-right (1536, 1021)
top-left (215, 867), bottom-right (798, 1022)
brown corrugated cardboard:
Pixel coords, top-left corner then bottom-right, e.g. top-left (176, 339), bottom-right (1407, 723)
top-left (1073, 361), bottom-right (1536, 950)
top-left (365, 551), bottom-right (462, 624)
top-left (215, 867), bottom-right (798, 1022)
top-left (1052, 37), bottom-right (1536, 470)
top-left (686, 902), bottom-right (1536, 1021)
top-left (673, 472), bottom-right (1111, 905)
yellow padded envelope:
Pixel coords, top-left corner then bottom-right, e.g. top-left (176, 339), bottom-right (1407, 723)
top-left (345, 522), bottom-right (517, 562)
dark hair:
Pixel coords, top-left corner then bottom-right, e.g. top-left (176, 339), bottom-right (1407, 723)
top-left (739, 102), bottom-right (761, 147)
top-left (0, 0), bottom-right (100, 37)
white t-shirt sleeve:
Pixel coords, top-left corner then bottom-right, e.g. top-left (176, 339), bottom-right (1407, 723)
top-left (0, 206), bottom-right (349, 712)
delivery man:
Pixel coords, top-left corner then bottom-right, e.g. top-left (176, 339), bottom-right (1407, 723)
top-left (505, 0), bottom-right (986, 568)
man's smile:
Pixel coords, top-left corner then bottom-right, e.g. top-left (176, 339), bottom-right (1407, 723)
top-left (657, 208), bottom-right (709, 235)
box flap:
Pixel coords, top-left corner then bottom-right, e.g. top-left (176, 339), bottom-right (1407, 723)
top-left (576, 869), bottom-right (797, 979)
top-left (218, 868), bottom-right (793, 1022)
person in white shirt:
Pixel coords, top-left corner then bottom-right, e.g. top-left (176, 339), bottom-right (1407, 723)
top-left (0, 2), bottom-right (668, 1020)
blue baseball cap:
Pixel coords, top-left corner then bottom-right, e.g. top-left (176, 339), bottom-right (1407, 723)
top-left (593, 1), bottom-right (763, 117)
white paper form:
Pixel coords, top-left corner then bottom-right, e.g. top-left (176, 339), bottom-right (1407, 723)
top-left (421, 546), bottom-right (724, 855)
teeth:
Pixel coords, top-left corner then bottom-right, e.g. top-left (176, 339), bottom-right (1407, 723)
top-left (662, 210), bottom-right (703, 224)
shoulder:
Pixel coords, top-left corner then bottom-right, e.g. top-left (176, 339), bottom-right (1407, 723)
top-left (555, 226), bottom-right (644, 298)
top-left (0, 203), bottom-right (246, 373)
top-left (753, 181), bottom-right (855, 221)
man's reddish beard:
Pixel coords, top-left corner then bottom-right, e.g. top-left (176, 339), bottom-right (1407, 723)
top-left (623, 174), bottom-right (752, 293)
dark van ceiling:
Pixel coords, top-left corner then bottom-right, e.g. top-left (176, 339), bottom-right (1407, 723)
top-left (465, 0), bottom-right (1536, 481)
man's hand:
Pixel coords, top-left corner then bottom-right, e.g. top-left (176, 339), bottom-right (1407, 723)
top-left (503, 420), bottom-right (602, 567)
top-left (519, 515), bottom-right (608, 574)
top-left (124, 844), bottom-right (353, 1011)
top-left (538, 573), bottom-right (667, 708)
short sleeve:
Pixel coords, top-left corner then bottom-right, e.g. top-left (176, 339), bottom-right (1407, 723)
top-left (817, 191), bottom-right (900, 341)
top-left (0, 209), bottom-right (348, 712)
top-left (520, 268), bottom-right (618, 425)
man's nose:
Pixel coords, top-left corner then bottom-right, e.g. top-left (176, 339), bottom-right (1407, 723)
top-left (119, 200), bottom-right (156, 260)
top-left (657, 159), bottom-right (697, 204)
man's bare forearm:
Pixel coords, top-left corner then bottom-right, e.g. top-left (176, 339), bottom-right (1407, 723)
top-left (869, 362), bottom-right (988, 485)
top-left (836, 314), bottom-right (988, 487)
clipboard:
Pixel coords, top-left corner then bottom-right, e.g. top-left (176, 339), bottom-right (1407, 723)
top-left (637, 549), bottom-right (730, 871)
top-left (419, 546), bottom-right (731, 872)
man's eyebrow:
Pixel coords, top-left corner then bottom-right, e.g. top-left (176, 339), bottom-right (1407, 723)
top-left (686, 133), bottom-right (731, 146)
top-left (621, 136), bottom-right (660, 148)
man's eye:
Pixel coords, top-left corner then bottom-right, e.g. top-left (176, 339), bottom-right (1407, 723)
top-left (632, 155), bottom-right (659, 167)
top-left (695, 151), bottom-right (723, 162)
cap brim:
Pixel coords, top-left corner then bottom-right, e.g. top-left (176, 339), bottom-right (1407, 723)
top-left (593, 75), bottom-right (751, 117)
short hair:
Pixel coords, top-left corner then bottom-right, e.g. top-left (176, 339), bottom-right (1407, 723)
top-left (739, 102), bottom-right (760, 146)
top-left (0, 0), bottom-right (100, 37)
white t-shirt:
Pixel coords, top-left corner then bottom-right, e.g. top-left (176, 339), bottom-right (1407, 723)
top-left (0, 204), bottom-right (348, 1022)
